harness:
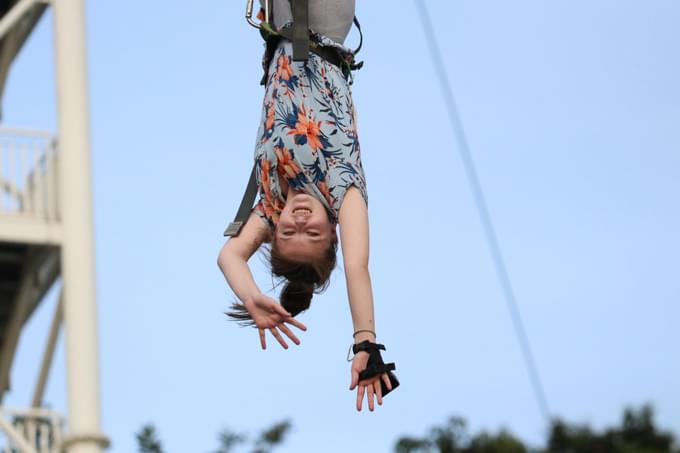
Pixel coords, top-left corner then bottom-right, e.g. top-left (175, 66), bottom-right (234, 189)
top-left (224, 0), bottom-right (364, 237)
top-left (249, 0), bottom-right (364, 85)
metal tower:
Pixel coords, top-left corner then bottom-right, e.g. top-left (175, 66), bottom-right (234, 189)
top-left (0, 0), bottom-right (108, 452)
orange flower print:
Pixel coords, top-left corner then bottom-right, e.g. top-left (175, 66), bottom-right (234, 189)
top-left (275, 145), bottom-right (302, 180)
top-left (260, 101), bottom-right (276, 143)
top-left (261, 159), bottom-right (272, 193)
top-left (318, 180), bottom-right (332, 206)
top-left (261, 160), bottom-right (276, 208)
top-left (277, 54), bottom-right (293, 81)
top-left (288, 105), bottom-right (324, 151)
top-left (259, 158), bottom-right (283, 224)
top-left (266, 102), bottom-right (275, 131)
top-left (261, 199), bottom-right (279, 224)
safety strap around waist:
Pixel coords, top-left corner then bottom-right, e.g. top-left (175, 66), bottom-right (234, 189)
top-left (284, 0), bottom-right (363, 63)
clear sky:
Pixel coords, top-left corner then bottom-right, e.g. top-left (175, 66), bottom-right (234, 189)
top-left (5, 1), bottom-right (680, 452)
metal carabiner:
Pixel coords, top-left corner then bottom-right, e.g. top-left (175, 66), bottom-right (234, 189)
top-left (245, 0), bottom-right (270, 29)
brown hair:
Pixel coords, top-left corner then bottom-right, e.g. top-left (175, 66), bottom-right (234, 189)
top-left (227, 235), bottom-right (338, 324)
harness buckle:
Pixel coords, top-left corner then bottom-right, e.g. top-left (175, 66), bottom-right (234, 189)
top-left (224, 221), bottom-right (245, 237)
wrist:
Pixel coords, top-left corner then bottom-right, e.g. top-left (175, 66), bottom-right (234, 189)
top-left (242, 291), bottom-right (262, 306)
top-left (353, 329), bottom-right (376, 343)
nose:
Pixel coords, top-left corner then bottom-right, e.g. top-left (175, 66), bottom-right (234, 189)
top-left (294, 215), bottom-right (307, 226)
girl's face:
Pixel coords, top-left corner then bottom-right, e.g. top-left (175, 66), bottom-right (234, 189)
top-left (275, 191), bottom-right (335, 260)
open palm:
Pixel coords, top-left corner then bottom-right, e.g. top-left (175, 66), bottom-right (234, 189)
top-left (349, 351), bottom-right (393, 411)
top-left (244, 293), bottom-right (307, 350)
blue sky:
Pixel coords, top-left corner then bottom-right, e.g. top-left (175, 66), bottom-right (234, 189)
top-left (5, 1), bottom-right (680, 452)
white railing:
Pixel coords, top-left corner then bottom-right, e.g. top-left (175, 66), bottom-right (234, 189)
top-left (0, 127), bottom-right (59, 223)
top-left (0, 407), bottom-right (64, 453)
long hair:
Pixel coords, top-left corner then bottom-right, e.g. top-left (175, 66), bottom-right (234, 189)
top-left (226, 234), bottom-right (338, 324)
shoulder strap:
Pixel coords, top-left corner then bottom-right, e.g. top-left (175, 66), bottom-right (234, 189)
top-left (224, 163), bottom-right (258, 237)
top-left (290, 0), bottom-right (309, 61)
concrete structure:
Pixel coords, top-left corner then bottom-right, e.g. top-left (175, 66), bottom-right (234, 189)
top-left (0, 0), bottom-right (108, 452)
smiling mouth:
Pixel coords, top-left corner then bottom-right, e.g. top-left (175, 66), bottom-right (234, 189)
top-left (293, 208), bottom-right (312, 215)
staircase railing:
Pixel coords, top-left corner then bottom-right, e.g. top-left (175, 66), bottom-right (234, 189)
top-left (0, 127), bottom-right (59, 223)
top-left (0, 407), bottom-right (64, 453)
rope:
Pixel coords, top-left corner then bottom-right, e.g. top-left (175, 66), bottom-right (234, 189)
top-left (413, 0), bottom-right (551, 423)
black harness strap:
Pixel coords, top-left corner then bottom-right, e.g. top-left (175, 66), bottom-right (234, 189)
top-left (224, 163), bottom-right (258, 237)
top-left (290, 0), bottom-right (309, 61)
top-left (352, 16), bottom-right (363, 55)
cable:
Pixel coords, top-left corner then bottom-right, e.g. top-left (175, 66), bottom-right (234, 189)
top-left (413, 0), bottom-right (551, 423)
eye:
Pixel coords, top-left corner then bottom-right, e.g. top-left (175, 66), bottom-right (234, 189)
top-left (282, 230), bottom-right (295, 237)
top-left (306, 231), bottom-right (320, 237)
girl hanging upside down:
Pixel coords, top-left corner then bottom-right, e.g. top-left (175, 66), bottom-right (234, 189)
top-left (217, 0), bottom-right (398, 412)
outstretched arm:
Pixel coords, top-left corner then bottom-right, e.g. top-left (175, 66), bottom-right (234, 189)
top-left (339, 187), bottom-right (393, 411)
top-left (338, 187), bottom-right (375, 343)
top-left (218, 213), bottom-right (306, 349)
top-left (218, 213), bottom-right (268, 302)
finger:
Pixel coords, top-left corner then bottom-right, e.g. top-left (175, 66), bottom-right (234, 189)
top-left (259, 329), bottom-right (266, 350)
top-left (270, 327), bottom-right (288, 349)
top-left (376, 379), bottom-right (383, 406)
top-left (349, 370), bottom-right (359, 390)
top-left (356, 384), bottom-right (366, 411)
top-left (284, 317), bottom-right (307, 331)
top-left (382, 373), bottom-right (392, 391)
top-left (272, 303), bottom-right (291, 318)
top-left (278, 324), bottom-right (300, 345)
top-left (367, 383), bottom-right (375, 412)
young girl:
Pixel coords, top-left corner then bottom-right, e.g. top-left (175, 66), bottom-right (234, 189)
top-left (218, 0), bottom-right (397, 412)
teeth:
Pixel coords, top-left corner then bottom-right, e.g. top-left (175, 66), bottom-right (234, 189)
top-left (293, 208), bottom-right (312, 214)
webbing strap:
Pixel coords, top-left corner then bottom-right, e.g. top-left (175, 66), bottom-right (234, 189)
top-left (291, 0), bottom-right (309, 61)
top-left (224, 163), bottom-right (258, 237)
top-left (353, 16), bottom-right (363, 55)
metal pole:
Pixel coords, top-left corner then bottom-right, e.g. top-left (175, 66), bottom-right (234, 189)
top-left (52, 0), bottom-right (108, 451)
top-left (31, 291), bottom-right (63, 408)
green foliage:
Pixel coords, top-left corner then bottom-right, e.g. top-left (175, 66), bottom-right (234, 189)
top-left (252, 420), bottom-right (292, 453)
top-left (214, 428), bottom-right (246, 453)
top-left (395, 436), bottom-right (433, 453)
top-left (136, 424), bottom-right (164, 453)
top-left (135, 405), bottom-right (679, 453)
top-left (135, 420), bottom-right (290, 453)
top-left (430, 417), bottom-right (468, 452)
top-left (469, 430), bottom-right (527, 453)
top-left (394, 405), bottom-right (678, 453)
top-left (394, 417), bottom-right (525, 453)
top-left (546, 405), bottom-right (678, 453)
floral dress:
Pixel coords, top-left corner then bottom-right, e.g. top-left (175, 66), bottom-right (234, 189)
top-left (253, 38), bottom-right (367, 230)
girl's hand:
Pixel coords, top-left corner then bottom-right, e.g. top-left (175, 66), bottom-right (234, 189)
top-left (349, 351), bottom-right (393, 411)
top-left (244, 293), bottom-right (307, 350)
